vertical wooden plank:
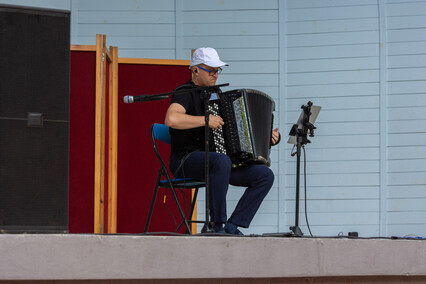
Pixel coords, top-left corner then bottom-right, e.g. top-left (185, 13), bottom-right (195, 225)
top-left (94, 34), bottom-right (105, 234)
top-left (108, 46), bottom-right (119, 233)
top-left (100, 34), bottom-right (107, 233)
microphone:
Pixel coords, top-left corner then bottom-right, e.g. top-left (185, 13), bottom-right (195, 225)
top-left (123, 94), bottom-right (169, 103)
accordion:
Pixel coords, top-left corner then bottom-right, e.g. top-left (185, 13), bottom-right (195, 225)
top-left (208, 89), bottom-right (275, 167)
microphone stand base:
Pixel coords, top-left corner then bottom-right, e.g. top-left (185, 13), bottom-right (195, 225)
top-left (262, 226), bottom-right (304, 238)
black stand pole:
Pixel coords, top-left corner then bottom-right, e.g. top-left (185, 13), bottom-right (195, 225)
top-left (201, 88), bottom-right (213, 233)
top-left (289, 132), bottom-right (304, 237)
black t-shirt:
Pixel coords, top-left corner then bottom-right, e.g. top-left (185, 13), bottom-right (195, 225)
top-left (169, 80), bottom-right (219, 157)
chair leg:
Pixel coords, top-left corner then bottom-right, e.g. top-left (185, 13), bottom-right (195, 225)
top-left (144, 182), bottom-right (160, 233)
top-left (188, 188), bottom-right (199, 222)
top-left (169, 185), bottom-right (193, 234)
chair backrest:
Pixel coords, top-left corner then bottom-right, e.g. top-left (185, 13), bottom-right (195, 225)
top-left (151, 123), bottom-right (171, 173)
top-left (152, 123), bottom-right (171, 145)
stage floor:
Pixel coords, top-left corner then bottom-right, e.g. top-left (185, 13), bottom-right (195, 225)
top-left (1, 233), bottom-right (426, 283)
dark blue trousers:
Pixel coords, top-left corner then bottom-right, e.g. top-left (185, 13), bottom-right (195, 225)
top-left (170, 151), bottom-right (274, 228)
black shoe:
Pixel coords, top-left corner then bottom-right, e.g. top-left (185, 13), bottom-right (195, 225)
top-left (224, 223), bottom-right (244, 235)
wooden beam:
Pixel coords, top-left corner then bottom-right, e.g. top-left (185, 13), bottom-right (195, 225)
top-left (94, 34), bottom-right (106, 234)
top-left (118, 57), bottom-right (189, 66)
top-left (108, 46), bottom-right (119, 233)
top-left (70, 44), bottom-right (96, 52)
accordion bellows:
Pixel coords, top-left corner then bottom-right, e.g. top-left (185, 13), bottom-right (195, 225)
top-left (209, 89), bottom-right (275, 167)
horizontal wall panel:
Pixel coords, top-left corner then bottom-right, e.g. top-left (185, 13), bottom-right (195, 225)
top-left (387, 81), bottom-right (426, 94)
top-left (286, 160), bottom-right (379, 175)
top-left (388, 198), bottom-right (426, 211)
top-left (388, 185), bottom-right (426, 198)
top-left (291, 212), bottom-right (379, 226)
top-left (294, 148), bottom-right (380, 162)
top-left (387, 55), bottom-right (426, 68)
top-left (78, 0), bottom-right (175, 11)
top-left (388, 133), bottom-right (426, 147)
top-left (78, 11), bottom-right (174, 23)
top-left (287, 70), bottom-right (379, 86)
top-left (388, 159), bottom-right (426, 173)
top-left (183, 35), bottom-right (279, 49)
top-left (287, 44), bottom-right (379, 60)
top-left (78, 24), bottom-right (175, 36)
top-left (387, 146), bottom-right (426, 160)
top-left (287, 0), bottom-right (377, 9)
top-left (386, 2), bottom-right (426, 16)
top-left (287, 18), bottom-right (378, 34)
top-left (388, 41), bottom-right (426, 55)
top-left (285, 173), bottom-right (380, 187)
top-left (287, 31), bottom-right (379, 47)
top-left (183, 10), bottom-right (278, 24)
top-left (183, 0), bottom-right (278, 11)
top-left (285, 186), bottom-right (380, 200)
top-left (287, 5), bottom-right (378, 22)
top-left (388, 107), bottom-right (426, 121)
top-left (286, 83), bottom-right (379, 98)
top-left (388, 172), bottom-right (426, 186)
top-left (183, 23), bottom-right (278, 36)
top-left (387, 28), bottom-right (426, 42)
top-left (388, 120), bottom-right (426, 134)
top-left (285, 199), bottom-right (379, 213)
top-left (387, 15), bottom-right (426, 29)
top-left (388, 68), bottom-right (426, 81)
top-left (388, 94), bottom-right (426, 108)
top-left (287, 57), bottom-right (379, 73)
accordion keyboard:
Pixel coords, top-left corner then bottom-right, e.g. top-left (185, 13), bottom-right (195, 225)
top-left (208, 102), bottom-right (227, 155)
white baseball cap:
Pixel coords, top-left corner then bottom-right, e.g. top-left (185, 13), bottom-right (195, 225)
top-left (190, 47), bottom-right (228, 68)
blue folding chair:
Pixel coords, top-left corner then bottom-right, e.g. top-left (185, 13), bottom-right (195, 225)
top-left (144, 123), bottom-right (206, 234)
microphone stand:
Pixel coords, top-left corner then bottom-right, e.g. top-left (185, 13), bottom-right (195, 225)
top-left (127, 83), bottom-right (229, 234)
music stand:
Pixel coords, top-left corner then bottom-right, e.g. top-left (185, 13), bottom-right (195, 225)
top-left (284, 101), bottom-right (321, 237)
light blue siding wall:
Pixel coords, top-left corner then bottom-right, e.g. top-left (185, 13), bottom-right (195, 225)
top-left (4, 0), bottom-right (426, 237)
top-left (386, 0), bottom-right (426, 237)
top-left (284, 0), bottom-right (381, 237)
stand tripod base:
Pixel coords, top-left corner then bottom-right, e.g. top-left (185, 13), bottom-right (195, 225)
top-left (290, 225), bottom-right (303, 237)
top-left (262, 226), bottom-right (304, 238)
top-left (201, 222), bottom-right (214, 233)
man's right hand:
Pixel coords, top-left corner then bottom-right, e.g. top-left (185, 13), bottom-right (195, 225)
top-left (209, 114), bottom-right (224, 130)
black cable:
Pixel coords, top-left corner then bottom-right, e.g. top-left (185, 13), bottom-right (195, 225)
top-left (303, 146), bottom-right (314, 237)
